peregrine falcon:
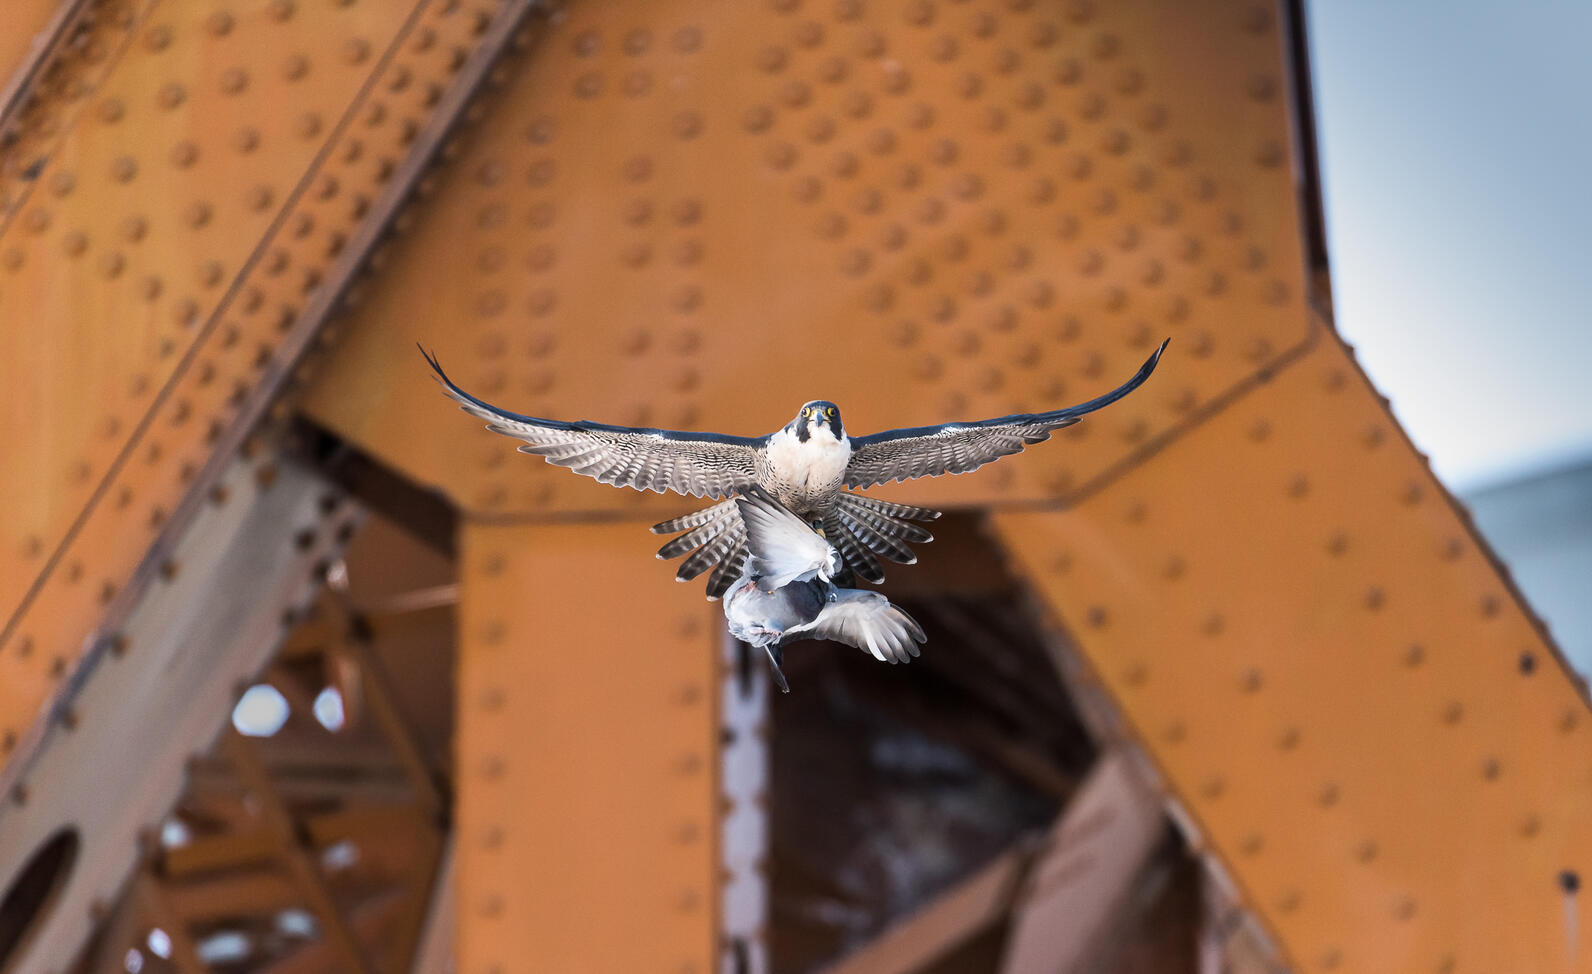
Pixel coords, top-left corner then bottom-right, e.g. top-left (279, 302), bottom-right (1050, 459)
top-left (422, 339), bottom-right (1166, 597)
top-left (723, 486), bottom-right (926, 692)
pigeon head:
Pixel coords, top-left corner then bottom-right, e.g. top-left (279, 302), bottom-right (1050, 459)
top-left (793, 400), bottom-right (844, 442)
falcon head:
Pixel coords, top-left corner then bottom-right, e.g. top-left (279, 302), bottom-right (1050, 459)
top-left (793, 400), bottom-right (844, 442)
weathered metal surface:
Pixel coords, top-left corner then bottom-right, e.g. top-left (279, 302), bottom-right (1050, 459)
top-left (302, 0), bottom-right (1314, 521)
top-left (1000, 750), bottom-right (1166, 974)
top-left (991, 332), bottom-right (1592, 973)
top-left (0, 455), bottom-right (354, 974)
top-left (0, 0), bottom-right (532, 789)
top-left (458, 519), bottom-right (720, 973)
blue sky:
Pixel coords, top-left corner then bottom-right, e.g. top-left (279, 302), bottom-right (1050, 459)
top-left (1306, 0), bottom-right (1592, 490)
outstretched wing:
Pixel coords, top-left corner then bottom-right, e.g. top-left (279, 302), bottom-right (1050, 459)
top-left (844, 340), bottom-right (1168, 489)
top-left (421, 347), bottom-right (761, 499)
top-left (734, 486), bottom-right (839, 591)
top-left (792, 590), bottom-right (926, 664)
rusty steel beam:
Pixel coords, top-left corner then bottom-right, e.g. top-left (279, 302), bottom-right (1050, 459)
top-left (223, 732), bottom-right (377, 974)
top-left (0, 0), bottom-right (541, 800)
top-left (0, 455), bottom-right (356, 973)
top-left (457, 520), bottom-right (720, 973)
top-left (1000, 750), bottom-right (1167, 974)
top-left (289, 1), bottom-right (1336, 969)
top-left (990, 328), bottom-right (1592, 972)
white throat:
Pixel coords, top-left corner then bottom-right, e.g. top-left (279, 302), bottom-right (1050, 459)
top-left (767, 426), bottom-right (852, 492)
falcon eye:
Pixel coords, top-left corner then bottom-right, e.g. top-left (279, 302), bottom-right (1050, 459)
top-left (826, 407), bottom-right (836, 417)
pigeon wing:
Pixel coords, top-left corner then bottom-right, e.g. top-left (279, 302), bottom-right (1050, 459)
top-left (734, 485), bottom-right (837, 591)
top-left (792, 589), bottom-right (927, 664)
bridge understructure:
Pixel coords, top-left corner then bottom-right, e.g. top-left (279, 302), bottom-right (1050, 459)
top-left (0, 1), bottom-right (1582, 973)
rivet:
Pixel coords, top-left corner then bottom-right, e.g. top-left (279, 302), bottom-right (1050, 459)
top-left (478, 893), bottom-right (504, 917)
top-left (1121, 661), bottom-right (1147, 686)
top-left (1162, 721), bottom-right (1186, 744)
top-left (673, 111), bottom-right (703, 140)
top-left (1480, 595), bottom-right (1501, 618)
top-left (170, 140), bottom-right (198, 168)
top-left (1247, 419), bottom-right (1271, 442)
top-left (1274, 889), bottom-right (1300, 913)
top-left (61, 231), bottom-right (87, 257)
top-left (1441, 700), bottom-right (1463, 725)
top-left (1558, 708), bottom-right (1578, 733)
top-left (1277, 726), bottom-right (1300, 751)
top-left (622, 28), bottom-right (650, 55)
top-left (1238, 668), bottom-right (1262, 693)
top-left (1481, 756), bottom-right (1501, 781)
top-left (1286, 474), bottom-right (1309, 498)
top-left (185, 201), bottom-right (212, 228)
top-left (1201, 613), bottom-right (1224, 637)
top-left (1320, 948), bottom-right (1342, 970)
top-left (1519, 813), bottom-right (1541, 838)
top-left (1200, 775), bottom-right (1225, 799)
top-left (1318, 782), bottom-right (1340, 808)
top-left (1355, 839), bottom-right (1378, 863)
top-left (220, 67), bottom-right (249, 95)
top-left (1364, 586), bottom-right (1384, 611)
top-left (673, 25), bottom-right (703, 53)
top-left (157, 82), bottom-right (186, 110)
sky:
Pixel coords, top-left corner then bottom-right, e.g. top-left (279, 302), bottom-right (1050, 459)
top-left (1305, 0), bottom-right (1592, 491)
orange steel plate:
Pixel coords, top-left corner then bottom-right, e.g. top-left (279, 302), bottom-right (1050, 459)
top-left (458, 520), bottom-right (720, 973)
top-left (303, 0), bottom-right (1314, 520)
top-left (991, 335), bottom-right (1592, 974)
top-left (0, 2), bottom-right (498, 768)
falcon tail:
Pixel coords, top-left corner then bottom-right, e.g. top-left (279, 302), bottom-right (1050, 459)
top-left (652, 492), bottom-right (941, 599)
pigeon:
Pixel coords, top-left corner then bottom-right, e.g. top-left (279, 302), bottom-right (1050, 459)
top-left (723, 485), bottom-right (926, 692)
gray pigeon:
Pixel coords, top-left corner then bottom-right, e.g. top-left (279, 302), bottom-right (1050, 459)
top-left (724, 486), bottom-right (926, 692)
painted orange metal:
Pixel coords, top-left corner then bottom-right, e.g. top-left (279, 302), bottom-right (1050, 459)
top-left (992, 331), bottom-right (1592, 973)
top-left (302, 0), bottom-right (1312, 521)
top-left (2, 0), bottom-right (1578, 971)
top-left (458, 520), bottom-right (720, 974)
top-left (0, 1), bottom-right (495, 769)
top-left (288, 0), bottom-right (1372, 968)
